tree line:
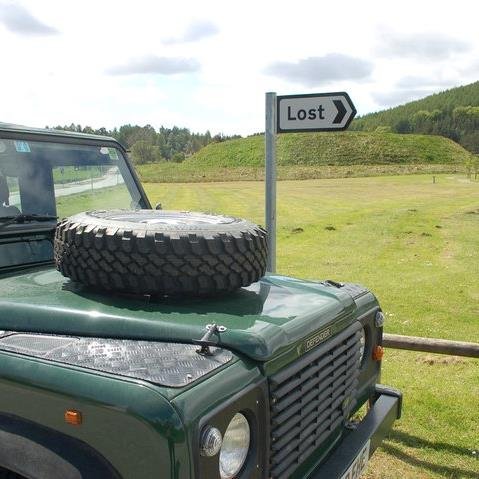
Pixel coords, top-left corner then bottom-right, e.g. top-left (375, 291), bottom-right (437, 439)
top-left (48, 123), bottom-right (241, 164)
top-left (351, 81), bottom-right (479, 153)
top-left (50, 82), bottom-right (479, 163)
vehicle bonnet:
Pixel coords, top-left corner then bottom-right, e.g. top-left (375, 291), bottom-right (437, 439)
top-left (0, 266), bottom-right (365, 361)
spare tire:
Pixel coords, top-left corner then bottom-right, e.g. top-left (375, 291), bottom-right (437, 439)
top-left (54, 210), bottom-right (268, 296)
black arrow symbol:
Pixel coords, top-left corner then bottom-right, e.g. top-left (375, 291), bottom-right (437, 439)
top-left (333, 100), bottom-right (346, 124)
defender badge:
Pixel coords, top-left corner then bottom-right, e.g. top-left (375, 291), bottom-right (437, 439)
top-left (300, 327), bottom-right (332, 355)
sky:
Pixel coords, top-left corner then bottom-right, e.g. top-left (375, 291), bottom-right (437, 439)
top-left (0, 0), bottom-right (477, 136)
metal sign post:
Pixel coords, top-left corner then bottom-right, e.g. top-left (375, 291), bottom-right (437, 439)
top-left (265, 92), bottom-right (277, 272)
top-left (264, 91), bottom-right (356, 273)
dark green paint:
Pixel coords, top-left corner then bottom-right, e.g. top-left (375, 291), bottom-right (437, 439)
top-left (0, 122), bottom-right (123, 149)
top-left (0, 123), bottom-right (396, 478)
top-left (172, 360), bottom-right (264, 477)
top-left (0, 266), bottom-right (367, 362)
top-left (0, 349), bottom-right (189, 478)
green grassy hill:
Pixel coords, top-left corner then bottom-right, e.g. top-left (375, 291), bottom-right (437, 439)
top-left (352, 81), bottom-right (479, 153)
top-left (353, 81), bottom-right (479, 130)
top-left (137, 131), bottom-right (474, 183)
top-left (192, 132), bottom-right (471, 166)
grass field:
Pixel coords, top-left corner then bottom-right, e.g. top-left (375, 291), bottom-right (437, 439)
top-left (137, 162), bottom-right (463, 183)
top-left (144, 174), bottom-right (479, 478)
top-left (56, 185), bottom-right (132, 218)
top-left (136, 131), bottom-right (474, 183)
top-left (52, 165), bottom-right (104, 184)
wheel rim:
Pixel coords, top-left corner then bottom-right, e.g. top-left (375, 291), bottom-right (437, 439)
top-left (92, 210), bottom-right (237, 226)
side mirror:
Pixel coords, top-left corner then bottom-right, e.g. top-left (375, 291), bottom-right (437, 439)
top-left (155, 203), bottom-right (162, 210)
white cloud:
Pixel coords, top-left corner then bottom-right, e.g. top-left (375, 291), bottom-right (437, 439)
top-left (0, 1), bottom-right (58, 35)
top-left (461, 60), bottom-right (479, 76)
top-left (0, 0), bottom-right (477, 136)
top-left (265, 54), bottom-right (373, 87)
top-left (377, 32), bottom-right (470, 60)
top-left (107, 56), bottom-right (200, 75)
top-left (372, 89), bottom-right (434, 107)
top-left (395, 75), bottom-right (457, 89)
top-left (163, 20), bottom-right (219, 44)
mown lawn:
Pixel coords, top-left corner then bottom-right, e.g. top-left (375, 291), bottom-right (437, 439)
top-left (144, 174), bottom-right (479, 479)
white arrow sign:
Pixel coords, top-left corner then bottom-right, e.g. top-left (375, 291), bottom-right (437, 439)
top-left (277, 92), bottom-right (356, 133)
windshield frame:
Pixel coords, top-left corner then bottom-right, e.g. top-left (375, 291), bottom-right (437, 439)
top-left (0, 129), bottom-right (152, 270)
top-left (0, 129), bottom-right (151, 227)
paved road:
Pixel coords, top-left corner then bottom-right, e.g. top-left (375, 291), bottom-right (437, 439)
top-left (8, 170), bottom-right (124, 207)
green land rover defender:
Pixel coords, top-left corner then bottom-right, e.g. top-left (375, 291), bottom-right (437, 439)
top-left (0, 123), bottom-right (401, 479)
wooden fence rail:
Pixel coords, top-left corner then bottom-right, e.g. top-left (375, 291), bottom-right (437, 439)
top-left (382, 333), bottom-right (479, 358)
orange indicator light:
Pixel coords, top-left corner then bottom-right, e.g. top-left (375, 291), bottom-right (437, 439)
top-left (64, 409), bottom-right (82, 426)
top-left (373, 346), bottom-right (385, 361)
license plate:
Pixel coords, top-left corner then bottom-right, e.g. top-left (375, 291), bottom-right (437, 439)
top-left (340, 440), bottom-right (371, 479)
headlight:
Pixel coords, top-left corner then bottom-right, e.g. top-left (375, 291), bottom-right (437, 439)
top-left (375, 311), bottom-right (385, 327)
top-left (200, 426), bottom-right (222, 457)
top-left (219, 413), bottom-right (250, 479)
top-left (358, 327), bottom-right (366, 364)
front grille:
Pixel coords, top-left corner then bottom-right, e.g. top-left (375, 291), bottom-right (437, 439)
top-left (268, 322), bottom-right (362, 479)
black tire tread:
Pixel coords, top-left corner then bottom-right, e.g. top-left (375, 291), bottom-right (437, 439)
top-left (54, 215), bottom-right (268, 296)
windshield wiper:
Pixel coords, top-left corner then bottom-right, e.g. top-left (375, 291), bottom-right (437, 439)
top-left (0, 214), bottom-right (58, 229)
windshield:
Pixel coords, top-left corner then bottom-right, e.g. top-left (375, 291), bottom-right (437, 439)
top-left (0, 138), bottom-right (145, 221)
top-left (0, 136), bottom-right (147, 269)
